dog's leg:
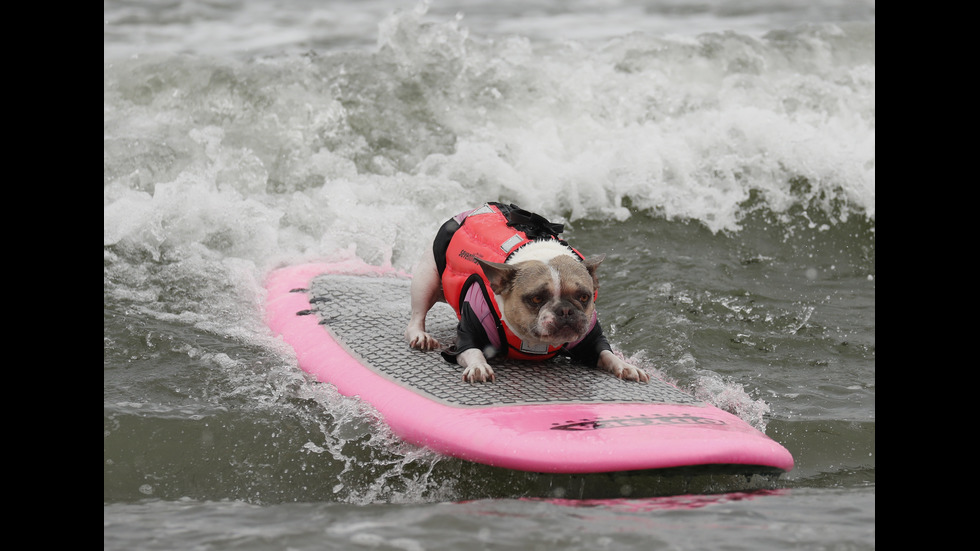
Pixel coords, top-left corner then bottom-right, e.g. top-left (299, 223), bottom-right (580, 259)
top-left (405, 248), bottom-right (444, 350)
top-left (457, 348), bottom-right (496, 383)
top-left (597, 350), bottom-right (650, 382)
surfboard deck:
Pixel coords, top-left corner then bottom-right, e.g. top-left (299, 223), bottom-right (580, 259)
top-left (265, 261), bottom-right (794, 474)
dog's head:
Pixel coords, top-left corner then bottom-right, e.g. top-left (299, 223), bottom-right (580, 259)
top-left (477, 253), bottom-right (604, 346)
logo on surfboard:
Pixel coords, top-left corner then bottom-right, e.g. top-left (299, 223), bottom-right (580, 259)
top-left (551, 414), bottom-right (726, 431)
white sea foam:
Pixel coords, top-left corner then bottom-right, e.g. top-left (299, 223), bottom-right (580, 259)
top-left (104, 2), bottom-right (874, 378)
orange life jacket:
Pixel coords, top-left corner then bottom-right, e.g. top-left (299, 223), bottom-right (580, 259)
top-left (440, 202), bottom-right (592, 360)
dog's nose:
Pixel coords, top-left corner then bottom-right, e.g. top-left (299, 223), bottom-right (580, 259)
top-left (557, 304), bottom-right (576, 318)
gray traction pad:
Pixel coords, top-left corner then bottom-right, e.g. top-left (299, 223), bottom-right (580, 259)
top-left (299, 274), bottom-right (700, 408)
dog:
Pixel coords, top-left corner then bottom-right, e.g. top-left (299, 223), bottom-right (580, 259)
top-left (405, 202), bottom-right (649, 384)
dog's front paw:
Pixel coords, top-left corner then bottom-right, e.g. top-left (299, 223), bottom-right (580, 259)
top-left (598, 350), bottom-right (650, 383)
top-left (461, 363), bottom-right (496, 383)
top-left (405, 327), bottom-right (441, 351)
top-left (457, 348), bottom-right (496, 382)
top-left (617, 363), bottom-right (650, 382)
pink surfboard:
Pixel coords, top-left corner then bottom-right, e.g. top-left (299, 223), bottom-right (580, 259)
top-left (265, 261), bottom-right (794, 474)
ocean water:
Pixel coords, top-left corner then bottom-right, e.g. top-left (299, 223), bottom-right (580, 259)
top-left (104, 1), bottom-right (875, 549)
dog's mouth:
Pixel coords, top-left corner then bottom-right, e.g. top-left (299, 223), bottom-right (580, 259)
top-left (534, 317), bottom-right (587, 343)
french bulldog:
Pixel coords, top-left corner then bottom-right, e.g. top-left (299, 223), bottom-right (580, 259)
top-left (405, 203), bottom-right (649, 384)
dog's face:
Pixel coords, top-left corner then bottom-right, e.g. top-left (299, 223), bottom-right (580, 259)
top-left (477, 254), bottom-right (604, 346)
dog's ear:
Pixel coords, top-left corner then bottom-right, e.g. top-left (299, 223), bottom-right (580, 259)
top-left (583, 254), bottom-right (605, 288)
top-left (477, 259), bottom-right (518, 295)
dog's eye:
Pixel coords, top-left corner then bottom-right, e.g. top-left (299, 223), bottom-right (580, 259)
top-left (525, 294), bottom-right (545, 307)
top-left (578, 293), bottom-right (590, 304)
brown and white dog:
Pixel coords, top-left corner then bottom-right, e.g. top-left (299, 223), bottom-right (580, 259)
top-left (405, 203), bottom-right (648, 384)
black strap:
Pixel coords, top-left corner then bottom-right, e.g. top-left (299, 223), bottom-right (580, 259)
top-left (493, 202), bottom-right (565, 240)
